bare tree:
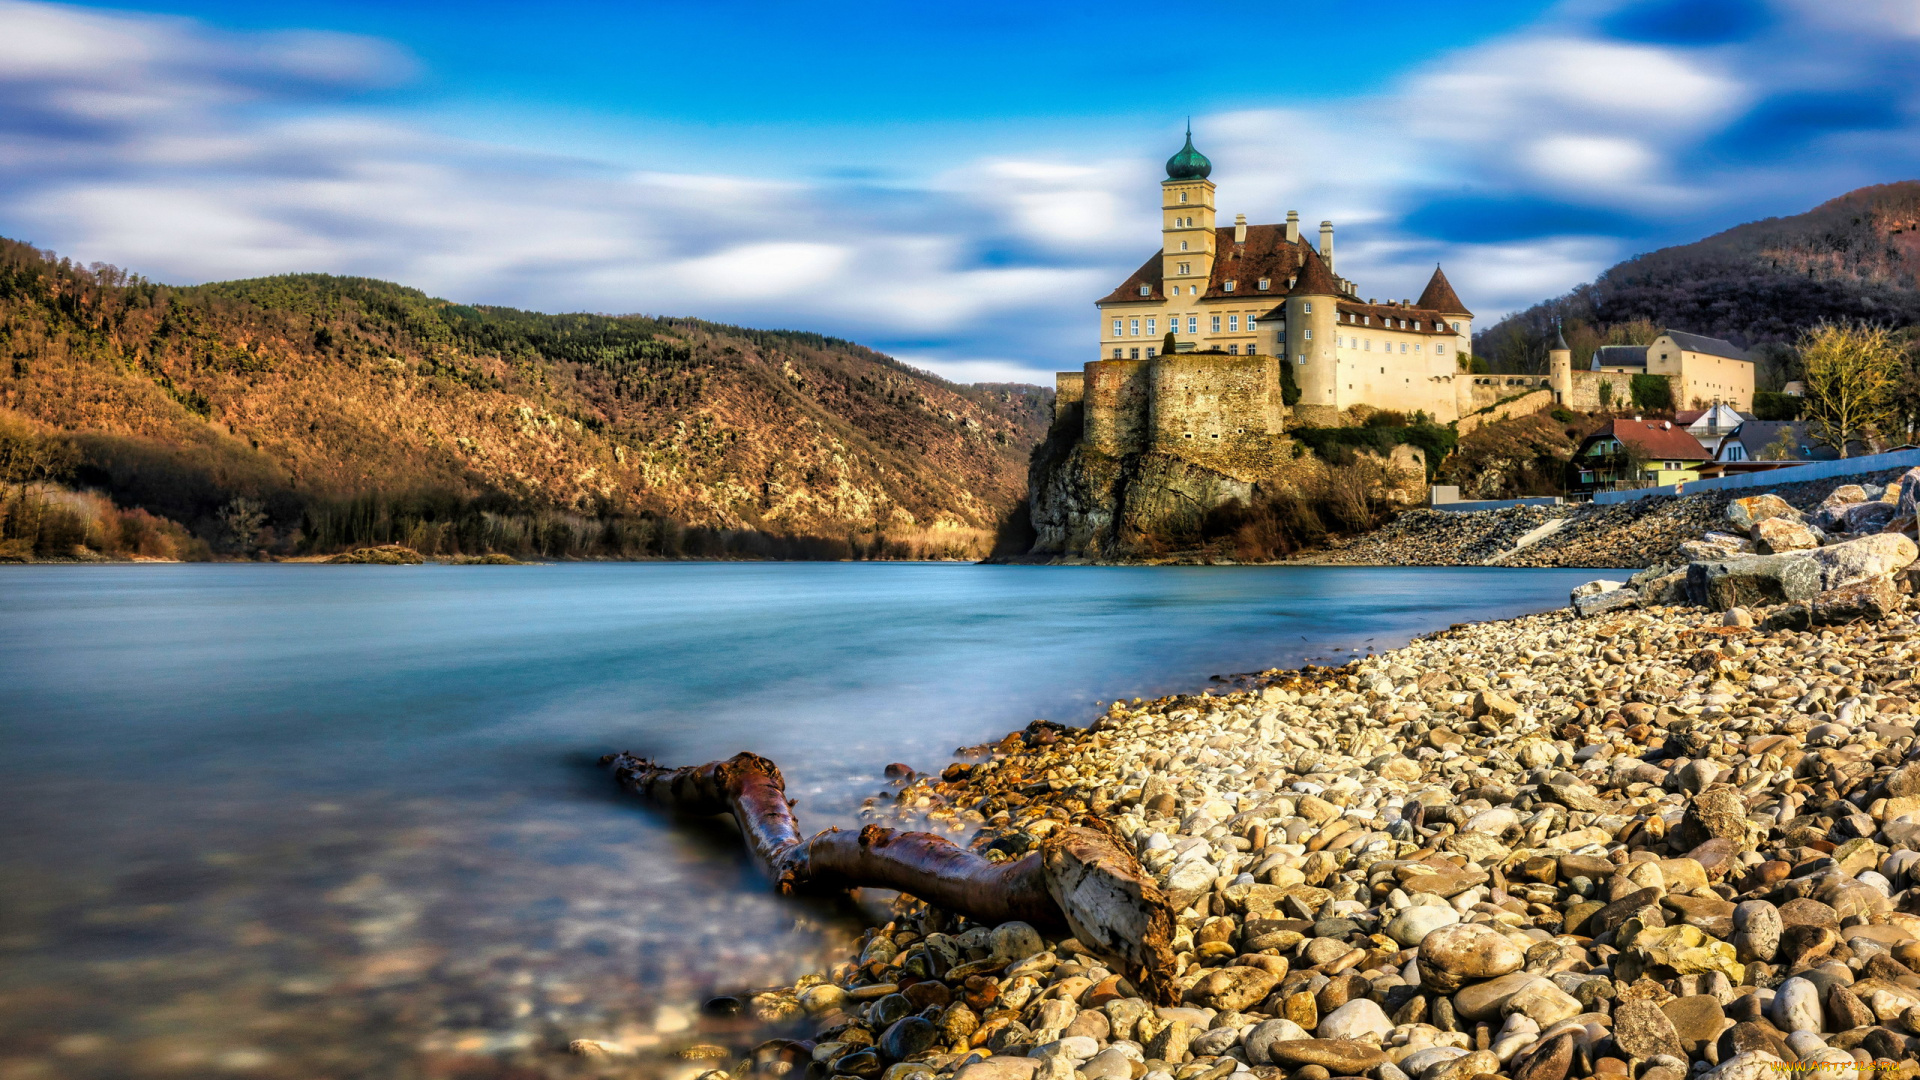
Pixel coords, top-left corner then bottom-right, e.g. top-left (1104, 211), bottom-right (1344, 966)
top-left (1759, 427), bottom-right (1798, 461)
top-left (1798, 322), bottom-right (1901, 457)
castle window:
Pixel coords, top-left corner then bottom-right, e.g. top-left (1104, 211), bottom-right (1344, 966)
top-left (1224, 281), bottom-right (1236, 292)
top-left (1146, 318), bottom-right (1157, 335)
top-left (1112, 318), bottom-right (1122, 337)
top-left (1130, 318), bottom-right (1140, 336)
top-left (1400, 343), bottom-right (1408, 353)
top-left (1228, 315), bottom-right (1239, 332)
top-left (1297, 354), bottom-right (1305, 363)
top-left (1228, 345), bottom-right (1238, 354)
top-left (1180, 192), bottom-right (1189, 203)
top-left (1303, 302), bottom-right (1312, 313)
top-left (1146, 347), bottom-right (1156, 358)
top-left (1187, 316), bottom-right (1198, 333)
top-left (1258, 278), bottom-right (1270, 290)
top-left (1112, 348), bottom-right (1123, 358)
top-left (1246, 343), bottom-right (1257, 354)
top-left (1364, 339), bottom-right (1371, 351)
top-left (1304, 328), bottom-right (1312, 341)
top-left (1180, 242), bottom-right (1188, 251)
top-left (1362, 316), bottom-right (1370, 326)
top-left (1138, 286), bottom-right (1151, 297)
top-left (1130, 348), bottom-right (1140, 359)
top-left (1450, 321), bottom-right (1461, 332)
top-left (1178, 262), bottom-right (1191, 275)
top-left (1437, 344), bottom-right (1447, 355)
top-left (1211, 315), bottom-right (1222, 332)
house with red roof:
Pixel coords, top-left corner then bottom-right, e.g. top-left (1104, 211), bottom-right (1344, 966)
top-left (1570, 418), bottom-right (1713, 493)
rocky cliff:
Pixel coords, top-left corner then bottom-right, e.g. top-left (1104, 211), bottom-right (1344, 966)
top-left (1022, 404), bottom-right (1426, 562)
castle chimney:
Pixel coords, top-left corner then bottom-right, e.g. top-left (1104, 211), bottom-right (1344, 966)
top-left (1319, 221), bottom-right (1334, 273)
top-left (1234, 213), bottom-right (1247, 244)
top-left (1284, 211), bottom-right (1300, 244)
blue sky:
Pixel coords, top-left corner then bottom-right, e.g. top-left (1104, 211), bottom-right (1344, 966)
top-left (2, 0), bottom-right (1917, 384)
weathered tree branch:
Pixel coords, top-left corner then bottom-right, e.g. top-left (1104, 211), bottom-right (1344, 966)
top-left (602, 750), bottom-right (1178, 1004)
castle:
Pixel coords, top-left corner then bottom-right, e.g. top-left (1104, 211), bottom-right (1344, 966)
top-left (1051, 131), bottom-right (1478, 475)
top-left (1046, 133), bottom-right (1755, 480)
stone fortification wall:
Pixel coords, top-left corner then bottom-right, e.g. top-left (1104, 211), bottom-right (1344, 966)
top-left (1565, 370), bottom-right (1645, 411)
top-left (1467, 375), bottom-right (1552, 412)
top-left (1457, 388), bottom-right (1555, 438)
top-left (1082, 359), bottom-right (1152, 455)
top-left (1053, 371), bottom-right (1084, 423)
top-left (1147, 354), bottom-right (1276, 476)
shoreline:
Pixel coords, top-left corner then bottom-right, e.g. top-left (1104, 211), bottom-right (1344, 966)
top-left (597, 477), bottom-right (1920, 1080)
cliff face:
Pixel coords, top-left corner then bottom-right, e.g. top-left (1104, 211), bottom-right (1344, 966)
top-left (0, 239), bottom-right (1052, 556)
top-left (1024, 403), bottom-right (1264, 560)
top-left (1023, 402), bottom-right (1434, 562)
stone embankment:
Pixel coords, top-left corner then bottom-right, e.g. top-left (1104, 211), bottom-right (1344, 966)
top-left (578, 468), bottom-right (1920, 1080)
top-left (1308, 471), bottom-right (1911, 569)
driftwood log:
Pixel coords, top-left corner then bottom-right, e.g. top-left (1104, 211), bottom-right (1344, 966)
top-left (602, 750), bottom-right (1178, 1003)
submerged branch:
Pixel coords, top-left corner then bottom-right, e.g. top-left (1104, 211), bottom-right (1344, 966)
top-left (601, 750), bottom-right (1178, 1004)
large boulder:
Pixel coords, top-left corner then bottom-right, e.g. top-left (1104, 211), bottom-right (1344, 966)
top-left (1681, 532), bottom-right (1755, 561)
top-left (1752, 516), bottom-right (1819, 554)
top-left (1636, 567), bottom-right (1692, 606)
top-left (1894, 466), bottom-right (1920, 523)
top-left (1574, 587), bottom-right (1641, 617)
top-left (1841, 499), bottom-right (1897, 534)
top-left (1763, 575), bottom-right (1903, 631)
top-left (1687, 554), bottom-right (1822, 611)
top-left (1727, 494), bottom-right (1800, 531)
top-left (1807, 533), bottom-right (1918, 589)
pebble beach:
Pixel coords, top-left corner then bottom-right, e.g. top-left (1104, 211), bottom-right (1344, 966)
top-left (595, 469), bottom-right (1920, 1080)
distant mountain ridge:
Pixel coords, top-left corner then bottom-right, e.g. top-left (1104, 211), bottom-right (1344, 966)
top-left (1480, 181), bottom-right (1920, 363)
top-left (0, 239), bottom-right (1051, 558)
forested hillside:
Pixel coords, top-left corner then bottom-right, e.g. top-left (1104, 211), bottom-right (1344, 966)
top-left (1477, 181), bottom-right (1920, 374)
top-left (0, 239), bottom-right (1051, 560)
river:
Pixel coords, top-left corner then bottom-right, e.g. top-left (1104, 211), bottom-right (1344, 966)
top-left (0, 562), bottom-right (1596, 1079)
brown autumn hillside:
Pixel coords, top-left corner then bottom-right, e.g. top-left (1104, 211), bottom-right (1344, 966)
top-left (1479, 180), bottom-right (1920, 369)
top-left (0, 238), bottom-right (1052, 559)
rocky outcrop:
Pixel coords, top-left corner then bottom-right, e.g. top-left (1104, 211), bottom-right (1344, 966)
top-left (1026, 440), bottom-right (1253, 560)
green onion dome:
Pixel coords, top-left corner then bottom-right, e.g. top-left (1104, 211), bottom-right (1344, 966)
top-left (1165, 130), bottom-right (1211, 181)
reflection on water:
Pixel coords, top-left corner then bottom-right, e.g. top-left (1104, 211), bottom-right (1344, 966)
top-left (0, 562), bottom-right (1596, 1078)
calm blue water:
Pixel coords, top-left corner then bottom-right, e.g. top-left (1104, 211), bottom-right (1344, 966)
top-left (0, 562), bottom-right (1593, 1079)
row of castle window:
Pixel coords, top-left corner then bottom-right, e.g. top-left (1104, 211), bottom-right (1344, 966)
top-left (1113, 315), bottom-right (1258, 337)
top-left (1109, 344), bottom-right (1259, 359)
top-left (1339, 337), bottom-right (1447, 355)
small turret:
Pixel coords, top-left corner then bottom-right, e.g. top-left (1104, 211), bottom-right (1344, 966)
top-left (1549, 318), bottom-right (1573, 404)
top-left (1285, 248), bottom-right (1341, 421)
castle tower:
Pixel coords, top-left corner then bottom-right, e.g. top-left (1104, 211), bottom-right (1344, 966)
top-left (1284, 247), bottom-right (1341, 424)
top-left (1417, 265), bottom-right (1472, 349)
top-left (1548, 320), bottom-right (1573, 404)
top-left (1160, 126), bottom-right (1216, 296)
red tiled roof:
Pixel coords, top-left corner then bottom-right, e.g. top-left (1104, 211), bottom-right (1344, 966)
top-left (1600, 419), bottom-right (1711, 461)
top-left (1331, 300), bottom-right (1458, 336)
top-left (1286, 245), bottom-right (1340, 298)
top-left (1098, 223), bottom-right (1314, 306)
top-left (1416, 266), bottom-right (1470, 316)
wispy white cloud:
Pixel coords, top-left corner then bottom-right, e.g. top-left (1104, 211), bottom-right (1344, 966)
top-left (1, 0), bottom-right (1918, 384)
